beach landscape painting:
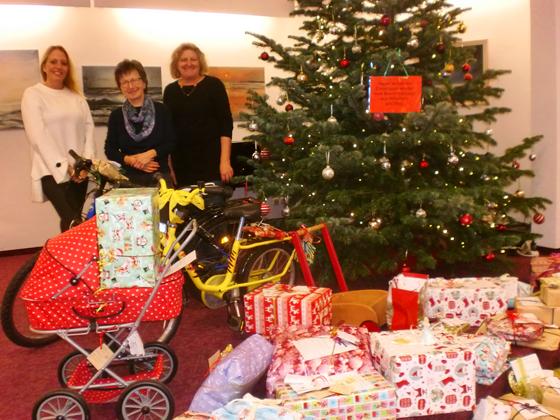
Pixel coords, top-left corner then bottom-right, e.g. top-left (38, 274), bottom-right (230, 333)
top-left (82, 66), bottom-right (162, 125)
top-left (208, 67), bottom-right (265, 121)
top-left (0, 50), bottom-right (40, 130)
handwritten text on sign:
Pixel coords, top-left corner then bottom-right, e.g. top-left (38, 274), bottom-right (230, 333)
top-left (370, 76), bottom-right (423, 113)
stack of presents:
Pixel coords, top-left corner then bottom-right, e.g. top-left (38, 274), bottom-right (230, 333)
top-left (177, 262), bottom-right (560, 420)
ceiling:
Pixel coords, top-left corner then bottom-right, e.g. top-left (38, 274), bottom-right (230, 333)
top-left (0, 0), bottom-right (295, 16)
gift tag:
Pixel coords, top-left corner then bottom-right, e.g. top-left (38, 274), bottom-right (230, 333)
top-left (126, 331), bottom-right (145, 356)
top-left (511, 354), bottom-right (543, 381)
top-left (167, 250), bottom-right (197, 275)
top-left (87, 344), bottom-right (114, 370)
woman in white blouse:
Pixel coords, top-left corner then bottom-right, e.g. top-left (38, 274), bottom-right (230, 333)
top-left (21, 45), bottom-right (94, 231)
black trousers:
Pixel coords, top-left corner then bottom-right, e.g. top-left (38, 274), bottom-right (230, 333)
top-left (41, 175), bottom-right (88, 232)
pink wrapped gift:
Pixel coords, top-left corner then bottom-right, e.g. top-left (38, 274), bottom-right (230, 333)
top-left (370, 330), bottom-right (476, 418)
top-left (244, 284), bottom-right (332, 337)
top-left (266, 325), bottom-right (375, 397)
top-left (422, 276), bottom-right (518, 326)
top-left (487, 312), bottom-right (544, 342)
top-left (275, 372), bottom-right (397, 419)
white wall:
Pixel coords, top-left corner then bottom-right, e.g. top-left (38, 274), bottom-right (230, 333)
top-left (0, 5), bottom-right (300, 250)
top-left (530, 0), bottom-right (560, 247)
top-left (0, 1), bottom-right (542, 250)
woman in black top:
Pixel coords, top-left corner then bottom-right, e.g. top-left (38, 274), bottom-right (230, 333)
top-left (105, 59), bottom-right (175, 186)
top-left (164, 43), bottom-right (233, 186)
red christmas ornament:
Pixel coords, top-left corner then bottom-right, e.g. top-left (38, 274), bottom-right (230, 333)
top-left (420, 159), bottom-right (429, 168)
top-left (284, 103), bottom-right (294, 112)
top-left (512, 160), bottom-right (520, 169)
top-left (420, 19), bottom-right (429, 28)
top-left (484, 252), bottom-right (496, 261)
top-left (496, 224), bottom-right (507, 231)
top-left (372, 112), bottom-right (385, 121)
top-left (339, 58), bottom-right (350, 68)
top-left (283, 133), bottom-right (295, 145)
top-left (380, 15), bottom-right (392, 26)
top-left (260, 201), bottom-right (271, 217)
top-left (259, 52), bottom-right (269, 61)
top-left (533, 213), bottom-right (545, 224)
top-left (463, 73), bottom-right (473, 81)
top-left (462, 63), bottom-right (471, 73)
top-left (260, 148), bottom-right (270, 160)
top-left (435, 42), bottom-right (446, 54)
top-left (459, 213), bottom-right (474, 226)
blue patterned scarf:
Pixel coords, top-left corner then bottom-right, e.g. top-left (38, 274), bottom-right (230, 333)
top-left (122, 96), bottom-right (156, 142)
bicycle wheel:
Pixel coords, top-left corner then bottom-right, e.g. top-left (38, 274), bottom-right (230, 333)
top-left (237, 244), bottom-right (297, 287)
top-left (1, 252), bottom-right (58, 347)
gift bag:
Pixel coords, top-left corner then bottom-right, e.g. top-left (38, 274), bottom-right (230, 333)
top-left (387, 272), bottom-right (428, 330)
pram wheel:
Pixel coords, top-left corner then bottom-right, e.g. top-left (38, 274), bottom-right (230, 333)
top-left (116, 379), bottom-right (174, 420)
top-left (130, 342), bottom-right (178, 384)
top-left (1, 252), bottom-right (58, 348)
top-left (32, 389), bottom-right (90, 420)
top-left (57, 350), bottom-right (93, 387)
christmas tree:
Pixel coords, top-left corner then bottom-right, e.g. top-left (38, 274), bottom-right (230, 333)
top-left (241, 0), bottom-right (550, 279)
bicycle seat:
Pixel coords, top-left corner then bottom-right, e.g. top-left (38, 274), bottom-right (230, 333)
top-left (223, 201), bottom-right (261, 221)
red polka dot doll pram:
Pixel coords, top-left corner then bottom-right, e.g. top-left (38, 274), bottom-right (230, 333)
top-left (21, 216), bottom-right (191, 416)
top-left (20, 217), bottom-right (184, 330)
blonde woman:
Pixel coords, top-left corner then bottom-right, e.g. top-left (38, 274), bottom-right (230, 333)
top-left (163, 43), bottom-right (233, 186)
top-left (21, 45), bottom-right (94, 231)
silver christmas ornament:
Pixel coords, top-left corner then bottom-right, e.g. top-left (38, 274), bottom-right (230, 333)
top-left (415, 208), bottom-right (427, 218)
top-left (276, 94), bottom-right (288, 106)
top-left (327, 115), bottom-right (338, 124)
top-left (407, 37), bottom-right (419, 48)
top-left (369, 218), bottom-right (382, 230)
top-left (448, 153), bottom-right (459, 165)
top-left (281, 204), bottom-right (291, 217)
top-left (322, 165), bottom-right (335, 180)
top-left (529, 153), bottom-right (537, 161)
top-left (251, 150), bottom-right (261, 161)
top-left (514, 189), bottom-right (525, 198)
top-left (296, 72), bottom-right (308, 82)
top-left (379, 156), bottom-right (391, 170)
top-left (248, 121), bottom-right (258, 131)
top-left (351, 43), bottom-right (362, 54)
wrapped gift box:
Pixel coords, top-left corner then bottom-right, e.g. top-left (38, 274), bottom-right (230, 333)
top-left (487, 312), bottom-right (544, 343)
top-left (455, 334), bottom-right (510, 385)
top-left (531, 254), bottom-right (560, 278)
top-left (515, 297), bottom-right (560, 327)
top-left (422, 275), bottom-right (518, 326)
top-left (370, 330), bottom-right (476, 418)
top-left (243, 283), bottom-right (332, 336)
top-left (500, 393), bottom-right (560, 420)
top-left (266, 325), bottom-right (375, 397)
top-left (96, 188), bottom-right (160, 288)
top-left (540, 278), bottom-right (560, 307)
top-left (275, 372), bottom-right (397, 419)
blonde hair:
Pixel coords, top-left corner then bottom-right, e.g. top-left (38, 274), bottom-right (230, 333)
top-left (40, 45), bottom-right (80, 94)
top-left (169, 43), bottom-right (208, 79)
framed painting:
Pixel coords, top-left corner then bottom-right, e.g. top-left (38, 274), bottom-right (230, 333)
top-left (82, 65), bottom-right (162, 125)
top-left (208, 67), bottom-right (265, 121)
top-left (0, 50), bottom-right (40, 130)
top-left (450, 40), bottom-right (487, 84)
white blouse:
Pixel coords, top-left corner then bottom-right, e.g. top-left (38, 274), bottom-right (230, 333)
top-left (21, 83), bottom-right (94, 202)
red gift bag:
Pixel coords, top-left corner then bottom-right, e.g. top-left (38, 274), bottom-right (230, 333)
top-left (391, 287), bottom-right (421, 330)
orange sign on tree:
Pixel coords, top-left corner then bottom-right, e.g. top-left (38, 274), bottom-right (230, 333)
top-left (369, 75), bottom-right (423, 113)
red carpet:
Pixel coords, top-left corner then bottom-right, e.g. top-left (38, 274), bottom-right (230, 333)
top-left (0, 251), bottom-right (558, 419)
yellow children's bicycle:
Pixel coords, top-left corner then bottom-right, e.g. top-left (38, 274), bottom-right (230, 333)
top-left (159, 180), bottom-right (348, 331)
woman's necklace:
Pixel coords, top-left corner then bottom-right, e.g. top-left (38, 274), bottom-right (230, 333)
top-left (179, 76), bottom-right (203, 97)
top-left (180, 83), bottom-right (198, 97)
